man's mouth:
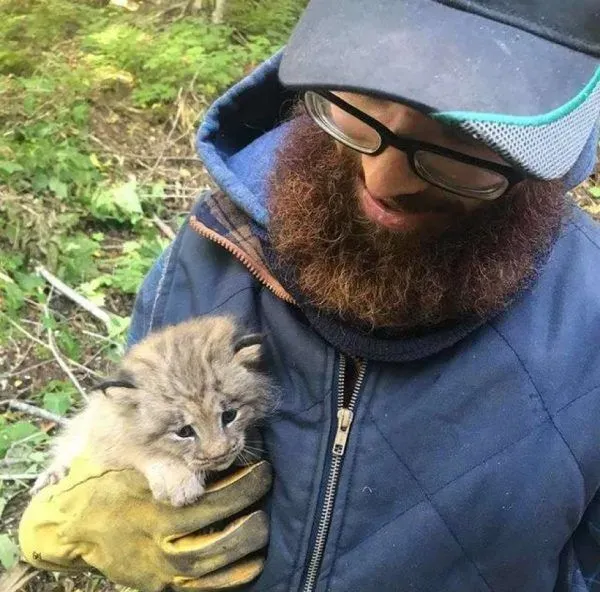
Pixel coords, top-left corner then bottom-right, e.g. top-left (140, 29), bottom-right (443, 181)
top-left (358, 182), bottom-right (458, 231)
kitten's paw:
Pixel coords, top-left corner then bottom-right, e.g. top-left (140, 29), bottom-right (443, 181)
top-left (168, 473), bottom-right (205, 507)
top-left (145, 463), bottom-right (205, 507)
top-left (31, 465), bottom-right (68, 495)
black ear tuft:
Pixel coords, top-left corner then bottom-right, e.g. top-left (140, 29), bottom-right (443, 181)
top-left (93, 369), bottom-right (137, 394)
top-left (233, 333), bottom-right (263, 353)
top-left (232, 333), bottom-right (264, 371)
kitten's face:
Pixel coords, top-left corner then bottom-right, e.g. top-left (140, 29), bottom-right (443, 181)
top-left (154, 393), bottom-right (253, 470)
top-left (100, 316), bottom-right (272, 472)
top-left (140, 378), bottom-right (264, 471)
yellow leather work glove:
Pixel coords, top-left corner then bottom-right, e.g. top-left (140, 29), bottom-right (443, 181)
top-left (18, 456), bottom-right (272, 591)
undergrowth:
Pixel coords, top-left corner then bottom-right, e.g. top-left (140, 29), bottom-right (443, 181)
top-left (0, 0), bottom-right (306, 588)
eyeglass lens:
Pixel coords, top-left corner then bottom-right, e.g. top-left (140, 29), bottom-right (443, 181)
top-left (305, 91), bottom-right (381, 153)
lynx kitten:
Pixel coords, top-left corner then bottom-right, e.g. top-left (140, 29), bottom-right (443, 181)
top-left (33, 316), bottom-right (273, 506)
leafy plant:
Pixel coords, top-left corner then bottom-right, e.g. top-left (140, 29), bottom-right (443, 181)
top-left (41, 380), bottom-right (77, 416)
top-left (0, 418), bottom-right (46, 459)
top-left (0, 533), bottom-right (19, 570)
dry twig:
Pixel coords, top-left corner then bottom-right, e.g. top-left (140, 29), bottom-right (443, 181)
top-left (0, 312), bottom-right (102, 380)
top-left (152, 214), bottom-right (176, 240)
top-left (0, 473), bottom-right (39, 481)
top-left (1, 360), bottom-right (53, 379)
top-left (48, 330), bottom-right (89, 401)
top-left (2, 399), bottom-right (66, 425)
top-left (36, 265), bottom-right (113, 331)
top-left (0, 458), bottom-right (28, 467)
top-left (0, 562), bottom-right (37, 592)
top-left (43, 287), bottom-right (89, 401)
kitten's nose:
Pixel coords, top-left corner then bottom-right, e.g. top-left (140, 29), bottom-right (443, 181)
top-left (207, 441), bottom-right (231, 459)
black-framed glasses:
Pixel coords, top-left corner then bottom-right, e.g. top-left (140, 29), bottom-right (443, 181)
top-left (304, 90), bottom-right (525, 201)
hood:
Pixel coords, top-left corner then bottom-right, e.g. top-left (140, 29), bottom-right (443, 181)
top-left (196, 50), bottom-right (294, 228)
top-left (196, 51), bottom-right (598, 231)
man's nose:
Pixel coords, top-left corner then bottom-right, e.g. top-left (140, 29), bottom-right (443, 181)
top-left (360, 147), bottom-right (430, 199)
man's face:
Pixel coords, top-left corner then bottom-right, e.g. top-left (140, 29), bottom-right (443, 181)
top-left (334, 92), bottom-right (507, 233)
top-left (268, 95), bottom-right (567, 330)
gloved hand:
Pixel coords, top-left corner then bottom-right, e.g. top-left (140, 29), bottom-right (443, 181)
top-left (19, 455), bottom-right (272, 591)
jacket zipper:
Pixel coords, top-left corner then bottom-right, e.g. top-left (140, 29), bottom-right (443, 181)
top-left (189, 214), bottom-right (367, 589)
top-left (301, 356), bottom-right (367, 592)
top-left (189, 215), bottom-right (295, 304)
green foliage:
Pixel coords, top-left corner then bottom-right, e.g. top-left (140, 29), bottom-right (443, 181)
top-left (80, 233), bottom-right (168, 299)
top-left (42, 380), bottom-right (77, 416)
top-left (84, 19), bottom-right (279, 107)
top-left (112, 236), bottom-right (169, 293)
top-left (89, 178), bottom-right (164, 223)
top-left (0, 0), bottom-right (102, 76)
top-left (227, 0), bottom-right (309, 45)
top-left (0, 2), bottom-right (306, 582)
top-left (0, 418), bottom-right (46, 459)
top-left (0, 533), bottom-right (19, 570)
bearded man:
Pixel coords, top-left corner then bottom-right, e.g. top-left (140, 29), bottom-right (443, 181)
top-left (20, 0), bottom-right (600, 590)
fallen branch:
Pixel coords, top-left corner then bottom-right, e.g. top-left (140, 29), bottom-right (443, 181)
top-left (36, 265), bottom-right (113, 332)
top-left (48, 330), bottom-right (88, 401)
top-left (89, 134), bottom-right (116, 154)
top-left (81, 329), bottom-right (122, 346)
top-left (0, 473), bottom-right (38, 481)
top-left (0, 311), bottom-right (52, 349)
top-left (43, 288), bottom-right (89, 401)
top-left (152, 214), bottom-right (176, 240)
top-left (2, 399), bottom-right (66, 426)
top-left (0, 307), bottom-right (102, 385)
top-left (18, 316), bottom-right (103, 379)
top-left (62, 357), bottom-right (103, 379)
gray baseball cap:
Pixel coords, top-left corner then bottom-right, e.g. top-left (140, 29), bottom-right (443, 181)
top-left (279, 0), bottom-right (600, 180)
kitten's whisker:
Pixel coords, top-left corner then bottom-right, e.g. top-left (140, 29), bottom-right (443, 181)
top-left (237, 451), bottom-right (252, 466)
top-left (243, 445), bottom-right (266, 453)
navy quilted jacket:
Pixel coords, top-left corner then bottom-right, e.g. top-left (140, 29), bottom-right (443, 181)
top-left (128, 54), bottom-right (600, 591)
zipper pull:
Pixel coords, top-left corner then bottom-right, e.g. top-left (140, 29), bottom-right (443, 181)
top-left (332, 408), bottom-right (354, 456)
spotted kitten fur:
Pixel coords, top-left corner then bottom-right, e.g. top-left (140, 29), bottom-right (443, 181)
top-left (33, 316), bottom-right (273, 506)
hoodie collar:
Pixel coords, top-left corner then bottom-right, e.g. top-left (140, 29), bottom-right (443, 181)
top-left (196, 50), bottom-right (294, 228)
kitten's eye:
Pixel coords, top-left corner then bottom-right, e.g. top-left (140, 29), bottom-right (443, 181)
top-left (221, 409), bottom-right (238, 426)
top-left (175, 425), bottom-right (196, 439)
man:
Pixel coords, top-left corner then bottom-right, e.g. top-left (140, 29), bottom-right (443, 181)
top-left (19, 0), bottom-right (600, 590)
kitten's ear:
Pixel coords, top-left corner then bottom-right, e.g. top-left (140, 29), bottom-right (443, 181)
top-left (93, 370), bottom-right (138, 407)
top-left (233, 333), bottom-right (263, 370)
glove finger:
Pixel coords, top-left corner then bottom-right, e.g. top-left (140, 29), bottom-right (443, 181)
top-left (172, 555), bottom-right (265, 591)
top-left (164, 510), bottom-right (268, 574)
top-left (167, 461), bottom-right (272, 534)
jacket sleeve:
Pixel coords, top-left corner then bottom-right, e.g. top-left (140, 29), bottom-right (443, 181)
top-left (127, 245), bottom-right (172, 349)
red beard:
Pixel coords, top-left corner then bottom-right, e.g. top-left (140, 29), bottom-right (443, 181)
top-left (268, 115), bottom-right (568, 330)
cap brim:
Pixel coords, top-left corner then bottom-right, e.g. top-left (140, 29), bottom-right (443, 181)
top-left (279, 0), bottom-right (598, 118)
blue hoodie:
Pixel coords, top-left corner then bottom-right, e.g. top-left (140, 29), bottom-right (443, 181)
top-left (129, 53), bottom-right (600, 591)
